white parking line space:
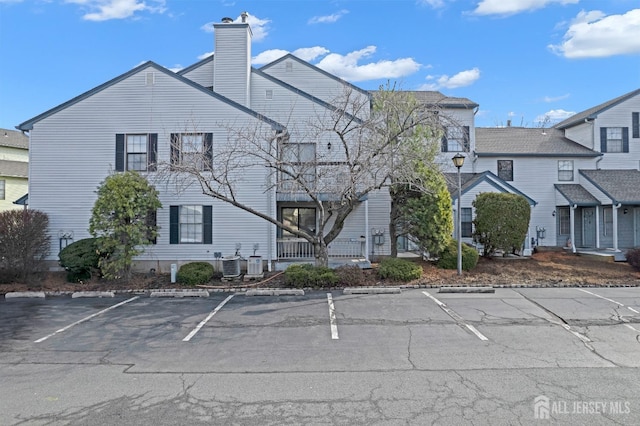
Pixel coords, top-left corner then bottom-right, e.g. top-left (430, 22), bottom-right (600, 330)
top-left (34, 296), bottom-right (139, 343)
top-left (183, 294), bottom-right (235, 342)
top-left (422, 291), bottom-right (488, 341)
top-left (327, 293), bottom-right (339, 340)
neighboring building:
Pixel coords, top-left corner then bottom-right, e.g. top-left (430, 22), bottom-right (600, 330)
top-left (0, 129), bottom-right (28, 211)
top-left (16, 15), bottom-right (476, 271)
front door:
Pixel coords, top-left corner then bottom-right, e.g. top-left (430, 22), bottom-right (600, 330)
top-left (582, 207), bottom-right (596, 247)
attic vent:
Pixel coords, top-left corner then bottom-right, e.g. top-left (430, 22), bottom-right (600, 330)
top-left (286, 61), bottom-right (293, 72)
top-left (265, 89), bottom-right (273, 100)
top-left (145, 72), bottom-right (155, 86)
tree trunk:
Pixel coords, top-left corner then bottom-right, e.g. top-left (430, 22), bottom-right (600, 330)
top-left (389, 199), bottom-right (399, 257)
top-left (314, 240), bottom-right (329, 268)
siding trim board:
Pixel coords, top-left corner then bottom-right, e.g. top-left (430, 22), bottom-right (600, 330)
top-left (446, 171), bottom-right (537, 206)
top-left (475, 152), bottom-right (601, 158)
top-left (17, 61), bottom-right (285, 132)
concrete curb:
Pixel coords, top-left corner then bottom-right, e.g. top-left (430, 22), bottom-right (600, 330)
top-left (72, 291), bottom-right (115, 298)
top-left (246, 289), bottom-right (305, 296)
top-left (438, 286), bottom-right (495, 294)
top-left (149, 289), bottom-right (209, 298)
top-left (5, 291), bottom-right (46, 299)
top-left (343, 287), bottom-right (401, 294)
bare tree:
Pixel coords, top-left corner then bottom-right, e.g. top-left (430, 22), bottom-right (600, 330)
top-left (157, 84), bottom-right (443, 266)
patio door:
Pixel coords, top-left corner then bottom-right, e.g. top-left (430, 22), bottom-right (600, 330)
top-left (582, 207), bottom-right (596, 247)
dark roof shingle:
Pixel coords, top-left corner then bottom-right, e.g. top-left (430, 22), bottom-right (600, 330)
top-left (475, 127), bottom-right (600, 157)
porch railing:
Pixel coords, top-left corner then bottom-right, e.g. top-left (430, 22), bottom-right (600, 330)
top-left (276, 238), bottom-right (366, 260)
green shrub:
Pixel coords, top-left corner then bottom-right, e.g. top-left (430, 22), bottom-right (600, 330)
top-left (377, 258), bottom-right (423, 281)
top-left (177, 262), bottom-right (214, 286)
top-left (58, 238), bottom-right (106, 282)
top-left (436, 241), bottom-right (479, 271)
top-left (284, 263), bottom-right (338, 288)
top-left (335, 264), bottom-right (368, 286)
top-left (626, 248), bottom-right (640, 271)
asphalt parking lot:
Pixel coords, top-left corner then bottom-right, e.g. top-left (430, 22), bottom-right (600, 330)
top-left (2, 287), bottom-right (640, 424)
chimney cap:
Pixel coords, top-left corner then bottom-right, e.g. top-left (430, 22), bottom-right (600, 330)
top-left (221, 17), bottom-right (233, 23)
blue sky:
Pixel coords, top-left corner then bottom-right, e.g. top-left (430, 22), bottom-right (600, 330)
top-left (1, 0), bottom-right (639, 130)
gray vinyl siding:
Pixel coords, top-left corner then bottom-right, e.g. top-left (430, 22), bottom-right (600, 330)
top-left (181, 59), bottom-right (214, 88)
top-left (28, 65), bottom-right (274, 261)
top-left (213, 26), bottom-right (250, 106)
top-left (594, 94), bottom-right (640, 169)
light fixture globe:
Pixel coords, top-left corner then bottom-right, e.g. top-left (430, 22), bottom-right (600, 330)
top-left (452, 153), bottom-right (465, 169)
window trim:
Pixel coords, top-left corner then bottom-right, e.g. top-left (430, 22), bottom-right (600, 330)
top-left (497, 160), bottom-right (514, 181)
top-left (170, 133), bottom-right (213, 171)
top-left (461, 207), bottom-right (472, 238)
top-left (600, 127), bottom-right (629, 153)
top-left (558, 207), bottom-right (570, 235)
top-left (441, 126), bottom-right (470, 153)
top-left (279, 207), bottom-right (317, 238)
top-left (558, 160), bottom-right (574, 182)
top-left (115, 133), bottom-right (157, 172)
top-left (0, 179), bottom-right (5, 200)
top-left (169, 205), bottom-right (212, 244)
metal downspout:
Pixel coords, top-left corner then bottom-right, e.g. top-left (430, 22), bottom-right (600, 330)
top-left (570, 204), bottom-right (577, 253)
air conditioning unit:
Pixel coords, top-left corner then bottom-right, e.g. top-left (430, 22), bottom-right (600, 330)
top-left (222, 256), bottom-right (241, 278)
top-left (247, 256), bottom-right (263, 275)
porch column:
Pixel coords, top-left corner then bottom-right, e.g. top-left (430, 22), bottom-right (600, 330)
top-left (595, 206), bottom-right (600, 249)
top-left (570, 204), bottom-right (577, 253)
top-left (613, 203), bottom-right (621, 251)
top-left (364, 199), bottom-right (370, 261)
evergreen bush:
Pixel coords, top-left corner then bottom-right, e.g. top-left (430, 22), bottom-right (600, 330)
top-left (377, 258), bottom-right (423, 281)
top-left (284, 263), bottom-right (338, 288)
top-left (437, 240), bottom-right (479, 271)
top-left (58, 238), bottom-right (105, 282)
top-left (626, 248), bottom-right (640, 271)
top-left (177, 262), bottom-right (214, 286)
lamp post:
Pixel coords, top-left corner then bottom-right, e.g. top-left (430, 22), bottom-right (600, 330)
top-left (452, 153), bottom-right (465, 275)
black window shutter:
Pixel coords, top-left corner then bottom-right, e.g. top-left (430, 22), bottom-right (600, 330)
top-left (148, 133), bottom-right (158, 171)
top-left (115, 134), bottom-right (125, 171)
top-left (463, 126), bottom-right (470, 151)
top-left (600, 127), bottom-right (607, 152)
top-left (170, 133), bottom-right (179, 170)
top-left (623, 127), bottom-right (629, 153)
top-left (203, 205), bottom-right (212, 244)
top-left (633, 112), bottom-right (639, 138)
top-left (204, 133), bottom-right (213, 171)
top-left (169, 206), bottom-right (179, 244)
top-left (146, 210), bottom-right (157, 244)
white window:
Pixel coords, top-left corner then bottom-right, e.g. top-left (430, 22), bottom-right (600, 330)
top-left (558, 207), bottom-right (570, 235)
top-left (558, 160), bottom-right (574, 181)
top-left (446, 127), bottom-right (466, 152)
top-left (171, 133), bottom-right (212, 171)
top-left (280, 143), bottom-right (316, 189)
top-left (0, 179), bottom-right (4, 200)
top-left (606, 128), bottom-right (623, 153)
top-left (126, 134), bottom-right (148, 171)
top-left (180, 205), bottom-right (203, 243)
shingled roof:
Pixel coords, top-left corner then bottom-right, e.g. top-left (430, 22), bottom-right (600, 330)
top-left (555, 88), bottom-right (640, 129)
top-left (554, 184), bottom-right (600, 206)
top-left (579, 169), bottom-right (640, 204)
top-left (1, 129), bottom-right (28, 150)
top-left (0, 159), bottom-right (28, 178)
top-left (475, 127), bottom-right (600, 157)
top-left (368, 90), bottom-right (478, 109)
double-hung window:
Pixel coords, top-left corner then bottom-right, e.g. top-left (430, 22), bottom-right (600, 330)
top-left (0, 179), bottom-right (5, 200)
top-left (558, 207), bottom-right (570, 235)
top-left (280, 143), bottom-right (316, 190)
top-left (169, 205), bottom-right (212, 244)
top-left (115, 133), bottom-right (157, 171)
top-left (497, 160), bottom-right (513, 181)
top-left (461, 207), bottom-right (473, 238)
top-left (441, 126), bottom-right (470, 152)
top-left (600, 127), bottom-right (628, 153)
top-left (558, 160), bottom-right (574, 181)
top-left (170, 133), bottom-right (213, 171)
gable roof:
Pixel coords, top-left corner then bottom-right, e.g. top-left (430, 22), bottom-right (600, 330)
top-left (259, 54), bottom-right (371, 98)
top-left (177, 54), bottom-right (214, 76)
top-left (444, 170), bottom-right (537, 205)
top-left (579, 169), bottom-right (640, 204)
top-left (475, 127), bottom-right (600, 157)
top-left (17, 61), bottom-right (285, 132)
top-left (555, 88), bottom-right (640, 129)
top-left (0, 159), bottom-right (28, 178)
top-left (400, 91), bottom-right (478, 109)
top-left (0, 129), bottom-right (28, 149)
top-left (554, 184), bottom-right (600, 206)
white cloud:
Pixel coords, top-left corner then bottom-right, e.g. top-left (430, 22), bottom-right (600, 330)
top-left (549, 9), bottom-right (640, 58)
top-left (472, 0), bottom-right (578, 17)
top-left (252, 47), bottom-right (330, 65)
top-left (202, 13), bottom-right (271, 42)
top-left (197, 51), bottom-right (213, 60)
top-left (536, 109), bottom-right (575, 123)
top-left (308, 10), bottom-right (348, 24)
top-left (291, 47), bottom-right (330, 62)
top-left (65, 0), bottom-right (166, 21)
top-left (315, 46), bottom-right (421, 82)
top-left (252, 49), bottom-right (290, 65)
top-left (420, 68), bottom-right (480, 90)
top-left (543, 93), bottom-right (570, 102)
